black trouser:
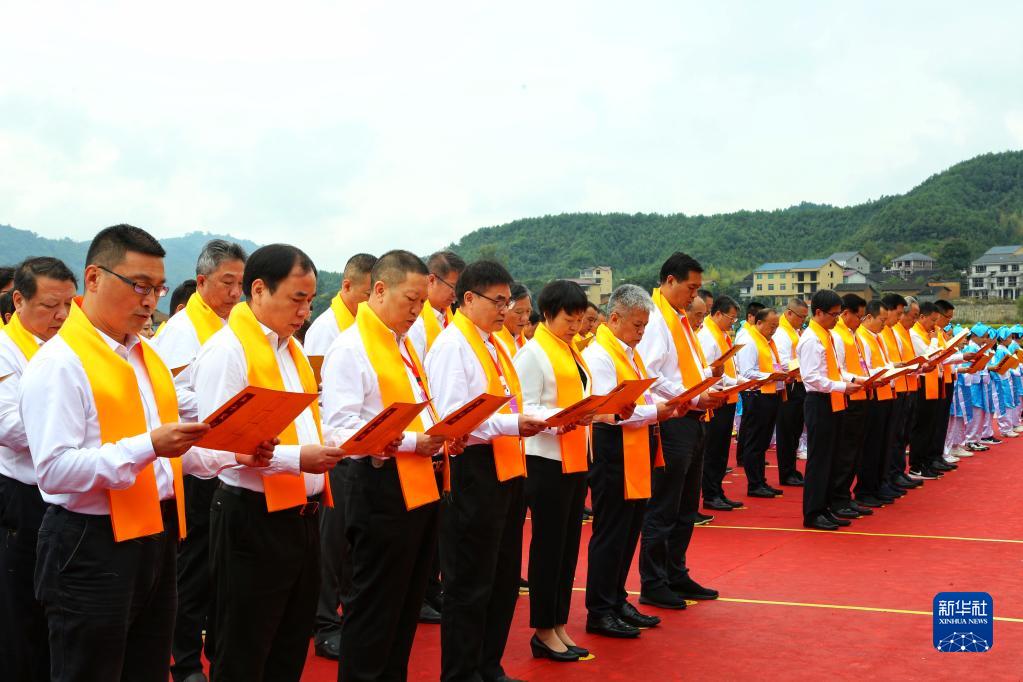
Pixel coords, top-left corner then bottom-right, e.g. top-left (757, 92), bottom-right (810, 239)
top-left (0, 476), bottom-right (49, 682)
top-left (34, 501), bottom-right (178, 682)
top-left (316, 460), bottom-right (352, 641)
top-left (171, 475), bottom-right (218, 682)
top-left (803, 393), bottom-right (843, 521)
top-left (775, 381), bottom-right (805, 481)
top-left (855, 398), bottom-right (893, 498)
top-left (889, 392), bottom-right (917, 479)
top-left (210, 484), bottom-right (320, 682)
top-left (910, 386), bottom-right (942, 470)
top-left (525, 456), bottom-right (586, 629)
top-left (340, 459), bottom-right (439, 682)
top-left (639, 414), bottom-right (704, 592)
top-left (739, 391), bottom-right (782, 491)
top-left (702, 402), bottom-right (737, 501)
top-left (883, 393), bottom-right (908, 484)
top-left (423, 470), bottom-right (444, 611)
top-left (586, 424), bottom-right (656, 617)
top-left (440, 445), bottom-right (525, 682)
top-left (831, 398), bottom-right (868, 509)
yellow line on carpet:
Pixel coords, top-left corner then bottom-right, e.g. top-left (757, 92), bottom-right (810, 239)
top-left (697, 524), bottom-right (1023, 545)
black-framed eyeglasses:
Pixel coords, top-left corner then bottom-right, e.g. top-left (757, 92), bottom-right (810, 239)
top-left (98, 266), bottom-right (169, 298)
top-left (822, 309), bottom-right (841, 318)
top-left (435, 277), bottom-right (456, 291)
top-left (787, 308), bottom-right (808, 320)
top-left (471, 290), bottom-right (512, 308)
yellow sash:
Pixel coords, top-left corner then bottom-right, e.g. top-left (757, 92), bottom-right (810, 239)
top-left (330, 292), bottom-right (357, 332)
top-left (747, 324), bottom-right (783, 396)
top-left (834, 319), bottom-right (867, 402)
top-left (702, 320), bottom-right (738, 404)
top-left (856, 327), bottom-right (893, 401)
top-left (59, 301), bottom-right (186, 541)
top-left (184, 292), bottom-right (225, 345)
top-left (421, 300), bottom-right (451, 354)
top-left (355, 302), bottom-right (439, 510)
top-left (495, 326), bottom-right (518, 355)
top-left (651, 288), bottom-right (708, 391)
top-left (533, 323), bottom-right (591, 473)
top-left (806, 319), bottom-right (845, 412)
top-left (227, 302), bottom-right (332, 511)
top-left (573, 332), bottom-right (595, 352)
top-left (778, 313), bottom-right (800, 347)
top-left (912, 322), bottom-right (940, 400)
top-left (450, 310), bottom-right (526, 481)
top-left (894, 324), bottom-right (920, 392)
top-left (880, 326), bottom-right (909, 393)
top-left (594, 325), bottom-right (663, 499)
top-left (3, 312), bottom-right (41, 362)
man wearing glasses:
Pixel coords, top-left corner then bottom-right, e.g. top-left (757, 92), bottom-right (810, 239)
top-left (775, 298), bottom-right (808, 488)
top-left (408, 250), bottom-right (466, 360)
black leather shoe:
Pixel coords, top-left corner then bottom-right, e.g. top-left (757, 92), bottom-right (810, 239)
top-left (931, 460), bottom-right (956, 471)
top-left (824, 510), bottom-right (851, 526)
top-left (419, 602), bottom-right (442, 623)
top-left (618, 601), bottom-right (661, 628)
top-left (671, 576), bottom-right (719, 600)
top-left (722, 495), bottom-right (744, 508)
top-left (894, 473), bottom-right (922, 488)
top-left (490, 677), bottom-right (526, 682)
top-left (856, 496), bottom-right (884, 508)
top-left (766, 485), bottom-right (784, 495)
top-left (878, 484), bottom-right (904, 498)
top-left (530, 634), bottom-right (580, 661)
top-left (586, 612), bottom-right (641, 638)
top-left (849, 501), bottom-right (873, 516)
top-left (780, 475), bottom-right (804, 486)
top-left (694, 511), bottom-right (714, 526)
top-left (831, 507), bottom-right (861, 520)
top-left (314, 633), bottom-right (341, 660)
top-left (703, 497), bottom-right (734, 511)
top-left (803, 514), bottom-right (839, 530)
top-left (747, 486), bottom-right (778, 498)
top-left (638, 586), bottom-right (687, 609)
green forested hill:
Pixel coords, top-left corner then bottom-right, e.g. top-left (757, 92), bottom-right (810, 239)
top-left (449, 151), bottom-right (1023, 293)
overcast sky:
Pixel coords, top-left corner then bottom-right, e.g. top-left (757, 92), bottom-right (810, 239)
top-left (2, 1), bottom-right (1022, 271)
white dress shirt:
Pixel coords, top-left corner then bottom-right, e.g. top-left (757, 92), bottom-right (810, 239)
top-left (20, 330), bottom-right (227, 515)
top-left (581, 337), bottom-right (657, 427)
top-left (0, 331), bottom-right (43, 484)
top-left (514, 338), bottom-right (592, 462)
top-left (796, 328), bottom-right (849, 395)
top-left (696, 325), bottom-right (739, 389)
top-left (424, 322), bottom-right (522, 448)
top-left (152, 306), bottom-right (227, 421)
top-left (831, 329), bottom-right (863, 382)
top-left (320, 322), bottom-right (434, 458)
top-left (774, 323), bottom-right (799, 366)
top-left (304, 306), bottom-right (342, 356)
top-left (408, 306), bottom-right (447, 361)
top-left (636, 307), bottom-right (710, 403)
top-left (192, 322), bottom-right (331, 495)
top-left (734, 335), bottom-right (785, 390)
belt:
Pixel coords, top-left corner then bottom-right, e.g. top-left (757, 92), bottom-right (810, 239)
top-left (683, 410), bottom-right (706, 421)
top-left (218, 482), bottom-right (321, 516)
top-left (352, 456), bottom-right (397, 469)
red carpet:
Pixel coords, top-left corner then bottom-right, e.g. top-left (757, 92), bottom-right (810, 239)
top-left (275, 436), bottom-right (1023, 679)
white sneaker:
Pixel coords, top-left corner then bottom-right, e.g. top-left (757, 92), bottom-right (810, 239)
top-left (944, 454), bottom-right (960, 464)
top-left (1002, 431), bottom-right (1019, 438)
top-left (796, 452), bottom-right (807, 460)
top-left (956, 448), bottom-right (975, 457)
top-left (1015, 425), bottom-right (1023, 433)
top-left (950, 446), bottom-right (967, 457)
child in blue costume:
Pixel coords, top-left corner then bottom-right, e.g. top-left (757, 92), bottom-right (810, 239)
top-left (989, 327), bottom-right (1016, 438)
top-left (965, 325), bottom-right (997, 448)
top-left (1008, 325), bottom-right (1023, 433)
top-left (945, 324), bottom-right (974, 458)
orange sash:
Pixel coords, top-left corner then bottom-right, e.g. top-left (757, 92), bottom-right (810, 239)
top-left (651, 288), bottom-right (708, 391)
top-left (912, 322), bottom-right (940, 400)
top-left (531, 323), bottom-right (591, 473)
top-left (3, 312), bottom-right (41, 362)
top-left (806, 319), bottom-right (846, 412)
top-left (60, 301), bottom-right (187, 541)
top-left (421, 300), bottom-right (451, 354)
top-left (228, 302), bottom-right (332, 511)
top-left (356, 302), bottom-right (439, 509)
top-left (778, 312), bottom-right (800, 348)
top-left (880, 326), bottom-right (909, 393)
top-left (856, 327), bottom-right (893, 401)
top-left (702, 320), bottom-right (738, 405)
top-left (330, 292), bottom-right (358, 332)
top-left (894, 324), bottom-right (920, 392)
top-left (834, 319), bottom-right (867, 402)
top-left (747, 324), bottom-right (783, 396)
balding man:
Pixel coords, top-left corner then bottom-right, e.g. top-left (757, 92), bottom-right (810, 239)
top-left (686, 295), bottom-right (708, 332)
top-left (304, 253), bottom-right (377, 357)
top-left (409, 250), bottom-right (466, 360)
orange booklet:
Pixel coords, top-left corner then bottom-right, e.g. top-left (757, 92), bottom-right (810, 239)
top-left (593, 378), bottom-right (658, 415)
top-left (544, 394), bottom-right (610, 428)
top-left (339, 401), bottom-right (432, 456)
top-left (197, 386), bottom-right (319, 454)
top-left (710, 343), bottom-right (743, 369)
top-left (665, 376), bottom-right (720, 407)
top-left (426, 393), bottom-right (513, 439)
top-left (308, 355), bottom-right (325, 385)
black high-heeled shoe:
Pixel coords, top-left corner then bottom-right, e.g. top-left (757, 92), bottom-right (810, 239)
top-left (566, 644), bottom-right (590, 658)
top-left (530, 634), bottom-right (580, 662)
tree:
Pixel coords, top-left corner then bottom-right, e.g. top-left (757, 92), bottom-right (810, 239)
top-left (939, 238), bottom-right (972, 273)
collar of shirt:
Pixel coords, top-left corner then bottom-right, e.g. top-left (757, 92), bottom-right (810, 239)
top-left (96, 327), bottom-right (141, 360)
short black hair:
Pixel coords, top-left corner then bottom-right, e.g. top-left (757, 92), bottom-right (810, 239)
top-left (170, 279), bottom-right (198, 313)
top-left (0, 292), bottom-right (14, 323)
top-left (243, 243), bottom-right (317, 297)
top-left (456, 260), bottom-right (514, 304)
top-left (746, 301), bottom-right (766, 319)
top-left (865, 300), bottom-right (883, 317)
top-left (537, 279), bottom-right (589, 321)
top-left (880, 293), bottom-right (907, 310)
top-left (586, 301), bottom-right (601, 312)
top-left (810, 289), bottom-right (842, 315)
top-left (426, 250), bottom-right (467, 278)
top-left (529, 310), bottom-right (542, 325)
top-left (371, 250), bottom-right (429, 288)
top-left (658, 252), bottom-right (703, 285)
top-left (841, 293), bottom-right (867, 313)
top-left (711, 295), bottom-right (738, 316)
top-left (754, 307), bottom-right (778, 324)
top-left (86, 224), bottom-right (165, 268)
top-left (697, 288), bottom-right (714, 302)
top-left (343, 253), bottom-right (378, 281)
top-left (13, 257), bottom-right (78, 301)
top-left (919, 301), bottom-right (938, 316)
top-left (934, 299), bottom-right (954, 314)
top-left (510, 282), bottom-right (531, 302)
top-left (0, 267), bottom-right (14, 291)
